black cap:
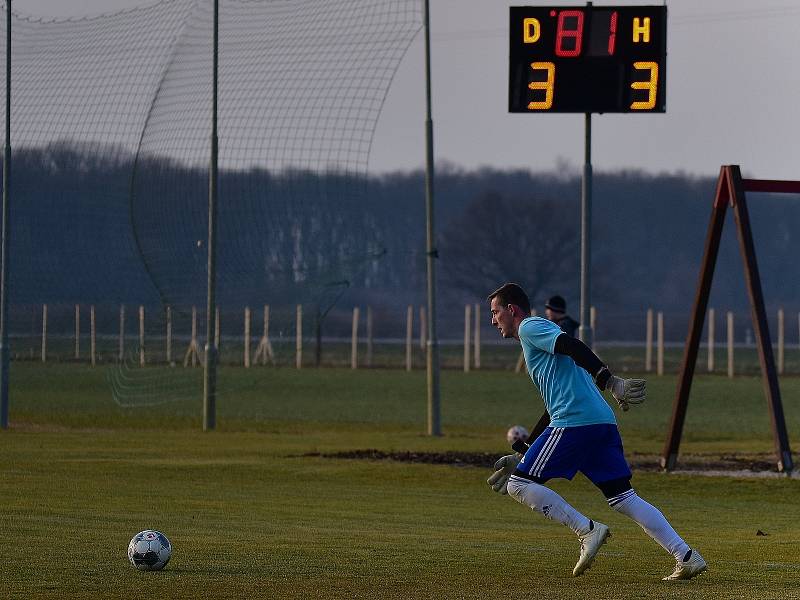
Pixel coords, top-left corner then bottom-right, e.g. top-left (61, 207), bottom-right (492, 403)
top-left (545, 295), bottom-right (566, 312)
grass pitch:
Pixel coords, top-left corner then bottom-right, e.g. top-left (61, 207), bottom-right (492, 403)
top-left (1, 364), bottom-right (799, 599)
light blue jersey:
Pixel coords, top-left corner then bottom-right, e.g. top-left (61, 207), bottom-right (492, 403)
top-left (519, 316), bottom-right (616, 428)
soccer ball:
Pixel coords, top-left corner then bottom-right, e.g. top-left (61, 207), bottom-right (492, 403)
top-left (506, 425), bottom-right (529, 445)
top-left (127, 530), bottom-right (172, 571)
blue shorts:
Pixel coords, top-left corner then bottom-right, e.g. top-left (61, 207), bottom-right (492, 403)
top-left (513, 424), bottom-right (631, 485)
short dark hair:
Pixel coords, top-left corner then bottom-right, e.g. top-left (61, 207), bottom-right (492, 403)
top-left (487, 282), bottom-right (531, 315)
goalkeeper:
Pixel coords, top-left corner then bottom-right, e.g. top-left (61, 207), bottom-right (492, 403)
top-left (486, 283), bottom-right (706, 581)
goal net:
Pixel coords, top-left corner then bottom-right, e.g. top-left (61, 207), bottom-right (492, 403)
top-left (0, 0), bottom-right (422, 410)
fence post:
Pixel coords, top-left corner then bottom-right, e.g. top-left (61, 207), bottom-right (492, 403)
top-left (264, 305), bottom-right (272, 365)
top-left (351, 307), bottom-right (359, 370)
top-left (657, 311), bottom-right (664, 376)
top-left (166, 305), bottom-right (172, 365)
top-left (253, 305), bottom-right (274, 366)
top-left (419, 306), bottom-right (426, 351)
top-left (707, 307), bottom-right (715, 372)
top-left (463, 304), bottom-right (471, 373)
top-left (90, 305), bottom-right (96, 367)
top-left (296, 305), bottom-right (302, 369)
top-left (473, 302), bottom-right (481, 369)
top-left (41, 304), bottom-right (47, 363)
top-left (214, 307), bottom-right (220, 356)
top-left (118, 305), bottom-right (125, 362)
top-left (405, 305), bottom-right (413, 372)
top-left (645, 308), bottom-right (653, 372)
top-left (366, 306), bottom-right (373, 368)
top-left (139, 305), bottom-right (145, 366)
top-left (244, 306), bottom-right (251, 368)
top-left (184, 306), bottom-right (200, 367)
top-left (778, 308), bottom-right (784, 375)
top-left (727, 311), bottom-right (734, 378)
top-left (74, 304), bottom-right (80, 360)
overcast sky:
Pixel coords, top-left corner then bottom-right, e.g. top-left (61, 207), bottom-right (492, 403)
top-left (10, 0), bottom-right (800, 179)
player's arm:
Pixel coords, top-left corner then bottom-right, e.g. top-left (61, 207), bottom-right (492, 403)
top-left (553, 334), bottom-right (646, 411)
top-left (526, 410), bottom-right (550, 443)
top-left (488, 414), bottom-right (551, 495)
top-left (506, 410), bottom-right (551, 455)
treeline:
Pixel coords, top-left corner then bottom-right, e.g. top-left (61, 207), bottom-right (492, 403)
top-left (6, 145), bottom-right (800, 335)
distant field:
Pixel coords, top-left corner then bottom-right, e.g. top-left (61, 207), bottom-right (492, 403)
top-left (10, 333), bottom-right (800, 374)
top-left (1, 364), bottom-right (799, 599)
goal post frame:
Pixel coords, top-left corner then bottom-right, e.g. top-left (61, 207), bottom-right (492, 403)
top-left (661, 165), bottom-right (797, 474)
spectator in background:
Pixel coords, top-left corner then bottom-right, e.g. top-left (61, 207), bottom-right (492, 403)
top-left (545, 295), bottom-right (580, 338)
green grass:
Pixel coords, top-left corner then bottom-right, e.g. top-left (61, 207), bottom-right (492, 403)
top-left (1, 364), bottom-right (799, 598)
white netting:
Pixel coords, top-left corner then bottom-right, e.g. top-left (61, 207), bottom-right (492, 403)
top-left (0, 0), bottom-right (422, 408)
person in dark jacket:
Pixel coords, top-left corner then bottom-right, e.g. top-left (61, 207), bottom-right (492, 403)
top-left (545, 295), bottom-right (580, 338)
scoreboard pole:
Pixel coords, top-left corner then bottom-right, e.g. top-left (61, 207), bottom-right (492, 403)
top-left (578, 3), bottom-right (593, 350)
top-left (579, 112), bottom-right (593, 349)
top-left (508, 3), bottom-right (667, 349)
top-left (0, 0), bottom-right (10, 430)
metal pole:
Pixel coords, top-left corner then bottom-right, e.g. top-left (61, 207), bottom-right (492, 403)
top-left (0, 0), bottom-right (11, 429)
top-left (423, 0), bottom-right (441, 436)
top-left (578, 111), bottom-right (593, 348)
top-left (203, 0), bottom-right (219, 431)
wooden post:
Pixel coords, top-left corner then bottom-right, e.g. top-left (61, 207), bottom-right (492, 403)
top-left (419, 306), bottom-right (427, 350)
top-left (645, 308), bottom-right (653, 372)
top-left (727, 311), bottom-right (734, 378)
top-left (662, 166), bottom-right (794, 473)
top-left (707, 308), bottom-right (715, 372)
top-left (463, 304), bottom-right (471, 372)
top-left (184, 306), bottom-right (200, 367)
top-left (366, 306), bottom-right (373, 368)
top-left (351, 307), bottom-right (359, 370)
top-left (778, 308), bottom-right (784, 375)
top-left (244, 306), bottom-right (251, 368)
top-left (405, 305), bottom-right (413, 372)
top-left (90, 305), bottom-right (96, 367)
top-left (166, 305), bottom-right (172, 365)
top-left (473, 302), bottom-right (481, 369)
top-left (657, 311), bottom-right (664, 376)
top-left (254, 305), bottom-right (274, 365)
top-left (264, 305), bottom-right (272, 365)
top-left (118, 305), bottom-right (125, 362)
top-left (41, 304), bottom-right (47, 363)
top-left (296, 304), bottom-right (302, 369)
top-left (214, 306), bottom-right (220, 355)
top-left (139, 305), bottom-right (145, 366)
top-left (74, 304), bottom-right (80, 360)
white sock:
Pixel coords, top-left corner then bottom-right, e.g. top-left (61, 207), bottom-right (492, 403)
top-left (609, 490), bottom-right (690, 561)
top-left (507, 476), bottom-right (592, 536)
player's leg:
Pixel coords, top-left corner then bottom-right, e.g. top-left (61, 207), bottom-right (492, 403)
top-left (582, 426), bottom-right (707, 581)
top-left (508, 427), bottom-right (610, 576)
top-left (602, 482), bottom-right (706, 580)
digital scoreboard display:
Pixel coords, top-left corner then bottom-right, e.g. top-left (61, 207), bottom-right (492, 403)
top-left (509, 5), bottom-right (666, 113)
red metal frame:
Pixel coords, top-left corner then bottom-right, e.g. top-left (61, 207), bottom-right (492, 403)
top-left (661, 165), bottom-right (794, 474)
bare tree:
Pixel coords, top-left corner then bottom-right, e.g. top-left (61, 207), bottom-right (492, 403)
top-left (438, 192), bottom-right (578, 303)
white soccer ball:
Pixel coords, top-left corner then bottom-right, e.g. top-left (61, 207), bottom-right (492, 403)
top-left (506, 425), bottom-right (529, 445)
top-left (127, 530), bottom-right (172, 571)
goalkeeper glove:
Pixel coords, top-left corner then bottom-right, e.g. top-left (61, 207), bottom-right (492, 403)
top-left (486, 454), bottom-right (520, 495)
top-left (606, 375), bottom-right (646, 411)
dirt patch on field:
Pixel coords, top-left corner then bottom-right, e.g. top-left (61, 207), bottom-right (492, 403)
top-left (305, 449), bottom-right (796, 477)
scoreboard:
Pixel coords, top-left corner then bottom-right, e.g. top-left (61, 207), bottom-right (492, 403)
top-left (509, 5), bottom-right (667, 113)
